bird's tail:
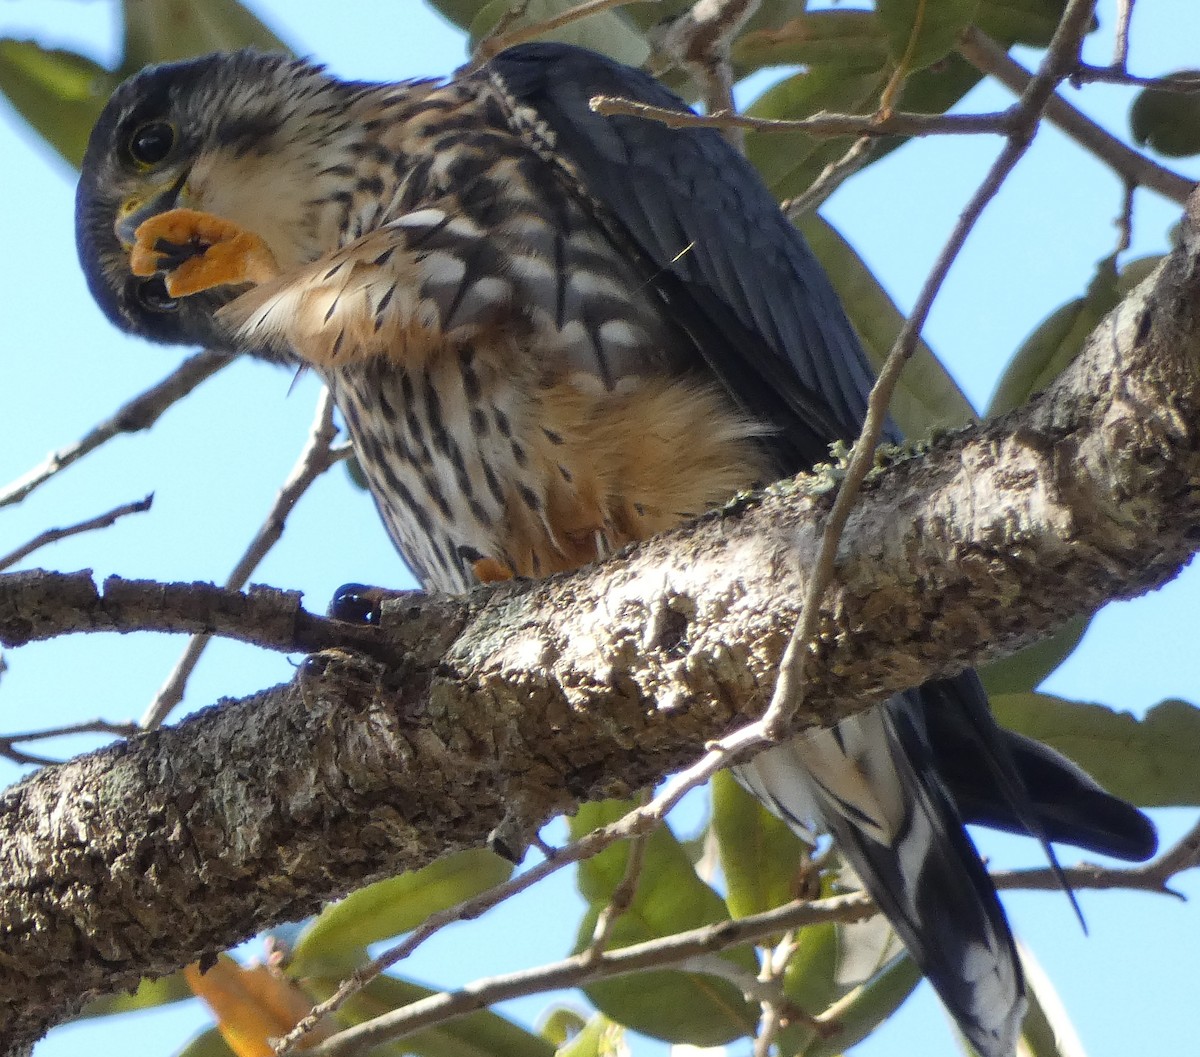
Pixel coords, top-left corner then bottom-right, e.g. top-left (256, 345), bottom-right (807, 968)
top-left (922, 675), bottom-right (1157, 863)
top-left (733, 698), bottom-right (1026, 1057)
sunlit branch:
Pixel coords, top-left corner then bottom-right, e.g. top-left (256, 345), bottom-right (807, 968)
top-left (0, 494), bottom-right (153, 573)
top-left (299, 893), bottom-right (873, 1056)
top-left (141, 388), bottom-right (348, 729)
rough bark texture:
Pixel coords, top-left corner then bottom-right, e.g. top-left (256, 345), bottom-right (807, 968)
top-left (2, 198), bottom-right (1200, 1051)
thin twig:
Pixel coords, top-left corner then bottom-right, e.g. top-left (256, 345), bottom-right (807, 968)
top-left (274, 719), bottom-right (774, 1053)
top-left (0, 350), bottom-right (232, 509)
top-left (0, 743), bottom-right (56, 767)
top-left (582, 824), bottom-right (650, 962)
top-left (958, 26), bottom-right (1195, 205)
top-left (141, 389), bottom-right (347, 729)
top-left (759, 0), bottom-right (1101, 742)
top-left (650, 0), bottom-right (763, 151)
top-left (589, 95), bottom-right (1011, 138)
top-left (0, 494), bottom-right (153, 572)
top-left (1071, 66), bottom-right (1200, 91)
top-left (0, 718), bottom-right (139, 767)
top-left (473, 0), bottom-right (643, 62)
top-left (784, 136), bottom-right (877, 219)
top-left (1113, 0), bottom-right (1135, 71)
top-left (1114, 178), bottom-right (1136, 257)
top-left (298, 807), bottom-right (1200, 1057)
top-left (298, 893), bottom-right (873, 1057)
top-left (753, 931), bottom-right (796, 1057)
top-left (995, 816), bottom-right (1200, 896)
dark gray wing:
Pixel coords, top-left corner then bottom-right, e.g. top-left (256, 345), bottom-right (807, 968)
top-left (488, 41), bottom-right (897, 473)
top-left (488, 42), bottom-right (1156, 1057)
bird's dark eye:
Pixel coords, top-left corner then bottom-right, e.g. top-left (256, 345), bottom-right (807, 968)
top-left (135, 276), bottom-right (178, 313)
top-left (127, 121), bottom-right (177, 167)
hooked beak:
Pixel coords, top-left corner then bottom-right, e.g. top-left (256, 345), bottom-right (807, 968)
top-left (115, 172), bottom-right (189, 249)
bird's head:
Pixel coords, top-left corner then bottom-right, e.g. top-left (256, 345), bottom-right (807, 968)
top-left (76, 49), bottom-right (357, 354)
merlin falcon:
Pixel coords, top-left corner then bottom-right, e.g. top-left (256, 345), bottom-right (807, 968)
top-left (76, 42), bottom-right (1156, 1056)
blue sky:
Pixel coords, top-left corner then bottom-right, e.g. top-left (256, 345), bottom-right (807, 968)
top-left (0, 1), bottom-right (1197, 1055)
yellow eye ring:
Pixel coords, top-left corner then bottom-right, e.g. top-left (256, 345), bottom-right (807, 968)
top-left (127, 120), bottom-right (177, 168)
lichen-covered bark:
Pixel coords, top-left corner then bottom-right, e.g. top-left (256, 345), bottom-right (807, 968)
top-left (1, 200), bottom-right (1200, 1052)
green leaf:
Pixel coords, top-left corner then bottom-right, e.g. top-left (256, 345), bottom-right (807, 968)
top-left (802, 951), bottom-right (923, 1057)
top-left (980, 617), bottom-right (1090, 695)
top-left (292, 849), bottom-right (513, 972)
top-left (976, 0), bottom-right (1071, 47)
top-left (712, 771), bottom-right (809, 919)
top-left (0, 40), bottom-right (115, 168)
top-left (876, 0), bottom-right (981, 72)
top-left (774, 917), bottom-right (842, 1055)
top-left (464, 0), bottom-right (649, 67)
top-left (736, 0), bottom-right (1074, 197)
top-left (624, 0), bottom-right (811, 37)
top-left (798, 214), bottom-right (978, 436)
top-left (553, 1014), bottom-right (626, 1057)
top-left (120, 0), bottom-right (291, 74)
top-left (987, 254), bottom-right (1162, 420)
top-left (1130, 71), bottom-right (1200, 158)
top-left (539, 1006), bottom-right (589, 1047)
top-left (1013, 941), bottom-right (1085, 1057)
top-left (1115, 254), bottom-right (1164, 294)
top-left (81, 969), bottom-right (194, 1017)
top-left (569, 801), bottom-right (758, 1045)
top-left (311, 973), bottom-right (556, 1057)
top-left (986, 257), bottom-right (1123, 418)
top-left (425, 0), bottom-right (500, 33)
top-left (989, 693), bottom-right (1200, 807)
top-left (174, 1028), bottom-right (236, 1057)
top-left (734, 11), bottom-right (889, 73)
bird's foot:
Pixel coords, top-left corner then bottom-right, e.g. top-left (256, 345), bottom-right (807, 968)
top-left (327, 583), bottom-right (420, 626)
top-left (130, 208), bottom-right (280, 297)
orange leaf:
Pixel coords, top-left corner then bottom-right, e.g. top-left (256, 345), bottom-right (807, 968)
top-left (185, 955), bottom-right (333, 1056)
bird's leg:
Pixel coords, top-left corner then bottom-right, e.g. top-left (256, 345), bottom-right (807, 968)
top-left (130, 208), bottom-right (280, 297)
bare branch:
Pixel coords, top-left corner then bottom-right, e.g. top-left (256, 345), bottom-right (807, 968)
top-left (1113, 0), bottom-right (1135, 72)
top-left (581, 793), bottom-right (651, 962)
top-left (474, 0), bottom-right (644, 62)
top-left (650, 0), bottom-right (762, 150)
top-left (996, 816), bottom-right (1200, 896)
top-left (0, 494), bottom-right (153, 573)
top-left (0, 350), bottom-right (232, 509)
top-left (0, 572), bottom-right (388, 660)
top-left (1072, 66), bottom-right (1200, 91)
top-left (142, 388), bottom-right (347, 729)
top-left (0, 719), bottom-right (139, 767)
top-left (783, 136), bottom-right (877, 219)
top-left (958, 26), bottom-right (1195, 205)
top-left (588, 95), bottom-right (1011, 137)
top-left (300, 893), bottom-right (873, 1057)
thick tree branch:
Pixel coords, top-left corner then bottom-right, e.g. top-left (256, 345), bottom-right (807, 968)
top-left (3, 192), bottom-right (1200, 1051)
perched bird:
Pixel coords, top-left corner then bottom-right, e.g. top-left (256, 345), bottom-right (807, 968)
top-left (76, 43), bottom-right (1156, 1056)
